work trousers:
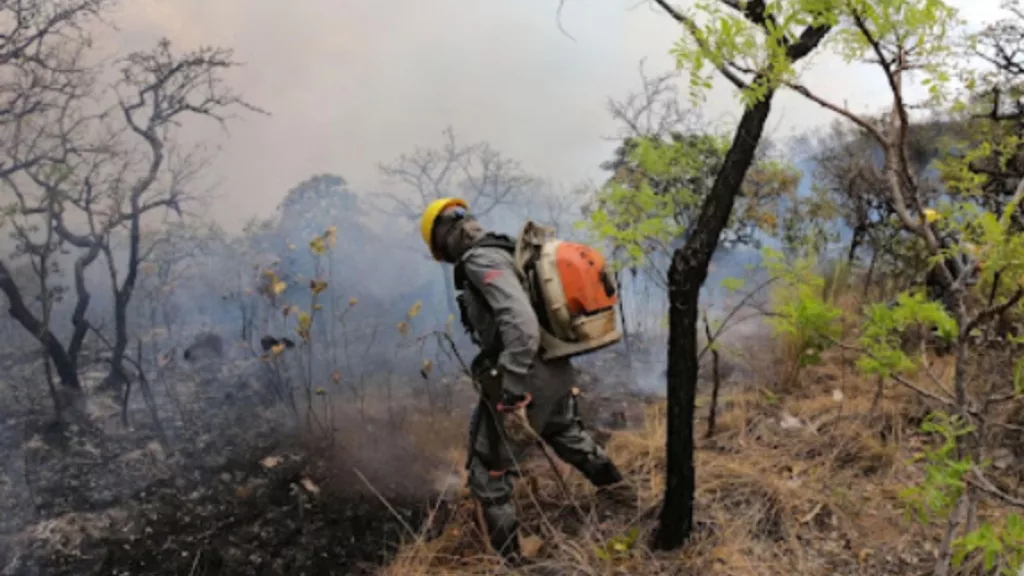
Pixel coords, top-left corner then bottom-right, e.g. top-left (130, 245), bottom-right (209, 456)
top-left (465, 391), bottom-right (623, 558)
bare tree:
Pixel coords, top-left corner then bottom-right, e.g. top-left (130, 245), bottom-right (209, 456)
top-left (377, 127), bottom-right (536, 313)
top-left (0, 26), bottom-right (259, 405)
top-left (133, 218), bottom-right (220, 349)
top-left (605, 59), bottom-right (694, 143)
top-left (0, 0), bottom-right (107, 404)
top-left (93, 40), bottom-right (260, 390)
top-left (517, 180), bottom-right (586, 238)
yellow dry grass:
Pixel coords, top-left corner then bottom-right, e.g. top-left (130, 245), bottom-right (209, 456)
top-left (374, 347), bottom-right (1013, 575)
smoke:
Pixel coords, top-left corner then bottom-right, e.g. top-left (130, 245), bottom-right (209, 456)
top-left (0, 6), bottom-right (814, 571)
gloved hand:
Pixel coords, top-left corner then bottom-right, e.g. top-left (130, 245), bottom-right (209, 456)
top-left (476, 363), bottom-right (535, 445)
top-left (497, 387), bottom-right (534, 445)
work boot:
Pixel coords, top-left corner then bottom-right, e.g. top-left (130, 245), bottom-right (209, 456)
top-left (588, 461), bottom-right (638, 520)
top-left (483, 502), bottom-right (523, 565)
top-left (596, 481), bottom-right (638, 512)
top-left (489, 525), bottom-right (523, 566)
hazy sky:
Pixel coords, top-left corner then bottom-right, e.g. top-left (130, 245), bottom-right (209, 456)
top-left (103, 0), bottom-right (1003, 231)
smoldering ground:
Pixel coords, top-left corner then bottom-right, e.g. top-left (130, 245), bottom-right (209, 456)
top-left (0, 339), bottom-right (465, 575)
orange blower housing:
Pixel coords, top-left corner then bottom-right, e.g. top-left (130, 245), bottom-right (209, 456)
top-left (553, 242), bottom-right (618, 315)
top-left (530, 238), bottom-right (622, 360)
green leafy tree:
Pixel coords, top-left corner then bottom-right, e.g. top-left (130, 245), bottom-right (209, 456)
top-left (583, 131), bottom-right (799, 283)
top-left (768, 1), bottom-right (1024, 570)
top-left (376, 127), bottom-right (536, 316)
top-left (640, 0), bottom-right (835, 550)
top-left (761, 248), bottom-right (843, 385)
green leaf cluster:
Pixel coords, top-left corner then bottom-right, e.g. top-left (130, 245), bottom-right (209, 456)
top-left (580, 133), bottom-right (726, 271)
top-left (901, 413), bottom-right (1024, 574)
top-left (762, 248), bottom-right (841, 367)
top-left (581, 132), bottom-right (798, 273)
top-left (669, 0), bottom-right (840, 105)
top-left (594, 527), bottom-right (641, 562)
top-left (953, 515), bottom-right (1024, 575)
top-left (899, 412), bottom-right (973, 523)
top-left (856, 291), bottom-right (957, 379)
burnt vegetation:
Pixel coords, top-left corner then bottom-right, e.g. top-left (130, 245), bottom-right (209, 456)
top-left (2, 1), bottom-right (1024, 575)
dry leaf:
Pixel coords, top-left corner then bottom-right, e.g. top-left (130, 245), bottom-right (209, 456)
top-left (300, 477), bottom-right (320, 496)
top-left (157, 349), bottom-right (175, 368)
top-left (520, 535), bottom-right (544, 558)
top-left (260, 456), bottom-right (282, 469)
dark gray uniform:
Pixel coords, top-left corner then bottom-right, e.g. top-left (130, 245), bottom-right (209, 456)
top-left (456, 237), bottom-right (627, 559)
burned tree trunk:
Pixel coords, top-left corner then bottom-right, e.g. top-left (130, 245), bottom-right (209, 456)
top-left (847, 223), bottom-right (866, 264)
top-left (67, 244), bottom-right (101, 376)
top-left (106, 217), bottom-right (142, 390)
top-left (657, 95), bottom-right (774, 550)
top-left (0, 261), bottom-right (81, 389)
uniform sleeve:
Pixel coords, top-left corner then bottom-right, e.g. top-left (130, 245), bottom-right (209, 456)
top-left (462, 248), bottom-right (540, 380)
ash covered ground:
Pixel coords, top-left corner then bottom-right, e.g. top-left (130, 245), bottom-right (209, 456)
top-left (0, 344), bottom-right (450, 576)
top-left (0, 340), bottom-right (715, 576)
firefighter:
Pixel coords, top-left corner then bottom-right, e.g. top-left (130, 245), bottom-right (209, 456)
top-left (420, 197), bottom-right (636, 563)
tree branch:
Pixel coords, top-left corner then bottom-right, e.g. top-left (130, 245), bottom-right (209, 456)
top-left (651, 0), bottom-right (748, 90)
top-left (968, 467), bottom-right (1024, 508)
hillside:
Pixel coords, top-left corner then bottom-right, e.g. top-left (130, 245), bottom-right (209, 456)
top-left (380, 348), bottom-right (1009, 575)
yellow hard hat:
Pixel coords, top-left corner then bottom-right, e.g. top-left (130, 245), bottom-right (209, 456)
top-left (420, 197), bottom-right (468, 260)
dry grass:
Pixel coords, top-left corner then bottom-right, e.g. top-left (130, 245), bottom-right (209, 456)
top-left (373, 348), bottom-right (1000, 576)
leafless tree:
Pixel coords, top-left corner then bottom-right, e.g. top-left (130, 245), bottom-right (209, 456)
top-left (378, 126), bottom-right (535, 222)
top-left (515, 180), bottom-right (586, 239)
top-left (92, 40), bottom-right (260, 390)
top-left (0, 22), bottom-right (260, 408)
top-left (0, 0), bottom-right (107, 405)
top-left (133, 218), bottom-right (220, 351)
top-left (605, 58), bottom-right (695, 142)
top-left (377, 126), bottom-right (536, 312)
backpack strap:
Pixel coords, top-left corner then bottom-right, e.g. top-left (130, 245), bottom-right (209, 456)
top-left (453, 231), bottom-right (558, 355)
top-left (453, 233), bottom-right (517, 348)
top-left (453, 233), bottom-right (516, 292)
